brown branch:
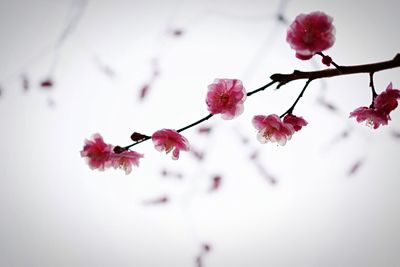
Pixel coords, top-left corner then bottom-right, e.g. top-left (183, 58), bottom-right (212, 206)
top-left (121, 53), bottom-right (400, 150)
top-left (271, 53), bottom-right (400, 88)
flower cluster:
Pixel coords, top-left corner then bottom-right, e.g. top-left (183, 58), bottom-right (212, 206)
top-left (81, 130), bottom-right (190, 174)
top-left (80, 133), bottom-right (143, 174)
top-left (286, 11), bottom-right (335, 60)
top-left (252, 114), bottom-right (308, 146)
top-left (350, 83), bottom-right (400, 128)
top-left (81, 11), bottom-right (400, 174)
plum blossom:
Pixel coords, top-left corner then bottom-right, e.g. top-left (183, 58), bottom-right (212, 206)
top-left (80, 133), bottom-right (113, 170)
top-left (373, 82), bottom-right (400, 114)
top-left (350, 83), bottom-right (400, 129)
top-left (283, 114), bottom-right (308, 131)
top-left (286, 11), bottom-right (335, 60)
top-left (81, 133), bottom-right (143, 173)
top-left (252, 114), bottom-right (308, 145)
top-left (111, 150), bottom-right (143, 174)
top-left (152, 129), bottom-right (190, 160)
top-left (349, 107), bottom-right (388, 129)
top-left (252, 114), bottom-right (295, 145)
top-left (206, 78), bottom-right (246, 119)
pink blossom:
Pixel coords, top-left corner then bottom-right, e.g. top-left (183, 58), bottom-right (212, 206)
top-left (252, 114), bottom-right (295, 145)
top-left (111, 150), bottom-right (143, 174)
top-left (286, 11), bottom-right (335, 60)
top-left (349, 107), bottom-right (389, 129)
top-left (350, 83), bottom-right (400, 129)
top-left (206, 78), bottom-right (246, 120)
top-left (81, 134), bottom-right (143, 174)
top-left (374, 82), bottom-right (400, 114)
top-left (283, 114), bottom-right (308, 131)
top-left (152, 129), bottom-right (190, 160)
top-left (80, 133), bottom-right (112, 170)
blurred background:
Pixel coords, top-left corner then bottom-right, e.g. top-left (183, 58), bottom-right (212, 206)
top-left (1, 0), bottom-right (400, 266)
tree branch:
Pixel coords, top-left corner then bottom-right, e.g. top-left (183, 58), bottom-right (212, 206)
top-left (121, 53), bottom-right (400, 150)
top-left (271, 53), bottom-right (400, 88)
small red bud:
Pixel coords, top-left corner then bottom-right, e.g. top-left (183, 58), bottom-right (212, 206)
top-left (322, 55), bottom-right (332, 66)
top-left (130, 132), bottom-right (148, 141)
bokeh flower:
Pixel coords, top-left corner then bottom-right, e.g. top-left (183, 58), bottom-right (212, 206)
top-left (111, 150), bottom-right (143, 174)
top-left (81, 133), bottom-right (143, 174)
top-left (80, 133), bottom-right (112, 170)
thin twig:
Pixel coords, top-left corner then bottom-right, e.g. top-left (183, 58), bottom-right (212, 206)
top-left (280, 79), bottom-right (313, 118)
top-left (369, 72), bottom-right (378, 104)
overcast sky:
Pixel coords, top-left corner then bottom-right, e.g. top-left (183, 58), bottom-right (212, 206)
top-left (0, 0), bottom-right (400, 266)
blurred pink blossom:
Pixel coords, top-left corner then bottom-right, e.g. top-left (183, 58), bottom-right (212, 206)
top-left (81, 134), bottom-right (142, 174)
top-left (286, 11), bottom-right (335, 60)
top-left (152, 129), bottom-right (190, 160)
top-left (111, 150), bottom-right (143, 174)
top-left (80, 133), bottom-right (112, 170)
top-left (206, 78), bottom-right (246, 119)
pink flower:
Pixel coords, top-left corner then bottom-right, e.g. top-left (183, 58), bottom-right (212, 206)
top-left (350, 83), bottom-right (400, 129)
top-left (80, 133), bottom-right (112, 170)
top-left (206, 78), bottom-right (246, 120)
top-left (373, 82), bottom-right (400, 114)
top-left (252, 114), bottom-right (295, 145)
top-left (286, 11), bottom-right (335, 60)
top-left (81, 134), bottom-right (143, 174)
top-left (152, 129), bottom-right (190, 160)
top-left (283, 114), bottom-right (308, 131)
top-left (111, 150), bottom-right (143, 174)
top-left (349, 107), bottom-right (389, 129)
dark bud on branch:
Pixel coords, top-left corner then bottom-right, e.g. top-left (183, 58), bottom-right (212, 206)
top-left (130, 132), bottom-right (149, 141)
top-left (322, 55), bottom-right (332, 66)
top-left (113, 146), bottom-right (126, 154)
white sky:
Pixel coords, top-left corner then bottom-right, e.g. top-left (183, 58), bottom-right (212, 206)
top-left (0, 0), bottom-right (400, 266)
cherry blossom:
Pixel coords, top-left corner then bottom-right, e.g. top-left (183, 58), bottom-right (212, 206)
top-left (80, 133), bottom-right (113, 170)
top-left (111, 150), bottom-right (143, 174)
top-left (206, 78), bottom-right (246, 119)
top-left (283, 114), bottom-right (308, 131)
top-left (286, 11), bottom-right (335, 60)
top-left (152, 129), bottom-right (190, 160)
top-left (252, 114), bottom-right (295, 145)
